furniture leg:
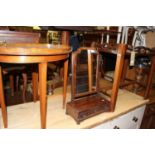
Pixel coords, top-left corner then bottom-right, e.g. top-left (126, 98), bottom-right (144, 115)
top-left (32, 72), bottom-right (38, 102)
top-left (100, 55), bottom-right (106, 78)
top-left (9, 75), bottom-right (14, 96)
top-left (63, 59), bottom-right (68, 109)
top-left (39, 62), bottom-right (47, 129)
top-left (144, 56), bottom-right (155, 99)
top-left (88, 51), bottom-right (93, 92)
top-left (16, 75), bottom-right (19, 92)
top-left (110, 44), bottom-right (126, 111)
top-left (22, 73), bottom-right (27, 102)
top-left (0, 66), bottom-right (7, 128)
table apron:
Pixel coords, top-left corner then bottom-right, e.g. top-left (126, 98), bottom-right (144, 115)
top-left (0, 54), bottom-right (69, 63)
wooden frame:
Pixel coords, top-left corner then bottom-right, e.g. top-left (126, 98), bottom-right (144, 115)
top-left (71, 47), bottom-right (99, 100)
top-left (99, 44), bottom-right (127, 111)
top-left (66, 44), bottom-right (127, 124)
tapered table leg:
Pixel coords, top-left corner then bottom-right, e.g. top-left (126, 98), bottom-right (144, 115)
top-left (39, 62), bottom-right (47, 129)
top-left (0, 66), bottom-right (7, 128)
top-left (63, 59), bottom-right (68, 109)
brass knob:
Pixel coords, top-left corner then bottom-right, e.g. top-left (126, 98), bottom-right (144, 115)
top-left (132, 116), bottom-right (138, 122)
top-left (113, 126), bottom-right (120, 129)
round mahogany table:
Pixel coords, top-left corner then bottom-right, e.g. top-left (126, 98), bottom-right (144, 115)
top-left (0, 43), bottom-right (71, 129)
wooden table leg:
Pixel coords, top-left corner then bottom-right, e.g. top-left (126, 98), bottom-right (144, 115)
top-left (0, 66), bottom-right (7, 128)
top-left (61, 31), bottom-right (69, 109)
top-left (144, 56), bottom-right (155, 99)
top-left (39, 62), bottom-right (47, 129)
top-left (63, 59), bottom-right (68, 109)
top-left (32, 72), bottom-right (38, 102)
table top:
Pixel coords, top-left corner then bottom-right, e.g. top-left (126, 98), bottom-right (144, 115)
top-left (0, 43), bottom-right (71, 56)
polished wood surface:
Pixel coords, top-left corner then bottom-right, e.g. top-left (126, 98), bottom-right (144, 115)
top-left (0, 44), bottom-right (70, 55)
top-left (0, 43), bottom-right (71, 128)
